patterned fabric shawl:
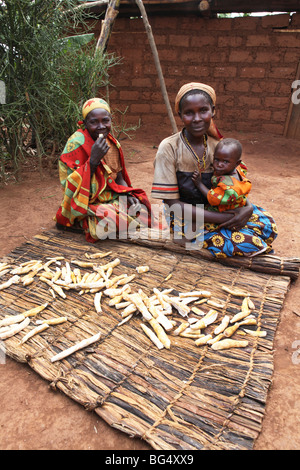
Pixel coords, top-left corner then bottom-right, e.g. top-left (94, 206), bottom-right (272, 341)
top-left (55, 128), bottom-right (152, 240)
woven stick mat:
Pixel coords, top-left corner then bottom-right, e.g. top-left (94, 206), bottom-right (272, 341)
top-left (0, 230), bottom-right (292, 450)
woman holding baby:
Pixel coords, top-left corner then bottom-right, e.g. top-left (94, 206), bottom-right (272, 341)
top-left (151, 82), bottom-right (277, 258)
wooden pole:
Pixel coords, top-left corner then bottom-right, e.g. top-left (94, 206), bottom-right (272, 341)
top-left (95, 0), bottom-right (121, 54)
top-left (72, 0), bottom-right (109, 12)
top-left (135, 0), bottom-right (178, 134)
top-left (283, 61), bottom-right (300, 137)
top-left (92, 0), bottom-right (120, 97)
top-left (198, 0), bottom-right (211, 17)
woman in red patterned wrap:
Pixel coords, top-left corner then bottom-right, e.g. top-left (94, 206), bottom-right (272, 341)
top-left (55, 98), bottom-right (152, 243)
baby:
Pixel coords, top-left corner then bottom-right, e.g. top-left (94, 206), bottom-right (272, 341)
top-left (192, 138), bottom-right (252, 212)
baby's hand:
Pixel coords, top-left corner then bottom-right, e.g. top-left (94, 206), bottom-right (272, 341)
top-left (192, 170), bottom-right (202, 189)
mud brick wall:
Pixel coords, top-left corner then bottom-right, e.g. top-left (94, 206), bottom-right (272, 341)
top-left (97, 13), bottom-right (300, 136)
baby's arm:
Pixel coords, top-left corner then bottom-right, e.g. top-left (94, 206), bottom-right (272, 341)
top-left (192, 171), bottom-right (209, 197)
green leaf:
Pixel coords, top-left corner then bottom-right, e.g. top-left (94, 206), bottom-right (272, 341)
top-left (58, 33), bottom-right (95, 49)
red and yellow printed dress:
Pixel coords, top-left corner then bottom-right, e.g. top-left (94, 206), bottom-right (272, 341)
top-left (55, 128), bottom-right (151, 243)
top-left (207, 164), bottom-right (252, 212)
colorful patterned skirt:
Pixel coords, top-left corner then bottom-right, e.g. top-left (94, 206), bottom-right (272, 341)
top-left (164, 204), bottom-right (278, 258)
top-left (81, 193), bottom-right (151, 243)
top-left (56, 157), bottom-right (152, 243)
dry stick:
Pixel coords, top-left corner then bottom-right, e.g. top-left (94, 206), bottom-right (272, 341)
top-left (95, 0), bottom-right (120, 54)
top-left (284, 61), bottom-right (300, 137)
top-left (92, 0), bottom-right (120, 97)
top-left (206, 277), bottom-right (273, 450)
top-left (120, 235), bottom-right (300, 280)
top-left (73, 0), bottom-right (109, 12)
top-left (62, 0), bottom-right (108, 15)
top-left (135, 0), bottom-right (178, 134)
top-left (142, 345), bottom-right (209, 443)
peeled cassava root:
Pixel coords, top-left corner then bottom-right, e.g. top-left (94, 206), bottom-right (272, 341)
top-left (0, 252), bottom-right (264, 354)
top-left (51, 332), bottom-right (101, 362)
top-left (211, 339), bottom-right (249, 350)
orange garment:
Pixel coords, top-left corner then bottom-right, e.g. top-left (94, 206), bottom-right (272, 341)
top-left (207, 165), bottom-right (252, 212)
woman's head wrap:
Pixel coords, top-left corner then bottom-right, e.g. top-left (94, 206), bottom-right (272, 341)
top-left (175, 82), bottom-right (216, 114)
top-left (82, 98), bottom-right (111, 119)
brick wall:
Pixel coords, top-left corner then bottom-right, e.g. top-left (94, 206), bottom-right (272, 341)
top-left (96, 13), bottom-right (300, 136)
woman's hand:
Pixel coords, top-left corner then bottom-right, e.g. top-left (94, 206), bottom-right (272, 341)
top-left (218, 201), bottom-right (253, 230)
top-left (90, 135), bottom-right (109, 171)
top-left (114, 171), bottom-right (142, 213)
top-left (128, 195), bottom-right (141, 213)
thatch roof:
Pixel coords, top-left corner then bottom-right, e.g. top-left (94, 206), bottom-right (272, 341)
top-left (80, 0), bottom-right (300, 17)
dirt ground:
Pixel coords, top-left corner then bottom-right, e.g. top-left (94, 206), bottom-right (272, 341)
top-left (0, 128), bottom-right (299, 451)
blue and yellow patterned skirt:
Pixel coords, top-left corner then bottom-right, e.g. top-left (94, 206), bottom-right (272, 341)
top-left (164, 204), bottom-right (278, 258)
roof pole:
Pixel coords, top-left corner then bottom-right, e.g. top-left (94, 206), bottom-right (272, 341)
top-left (93, 0), bottom-right (120, 97)
top-left (95, 0), bottom-right (121, 54)
top-left (135, 0), bottom-right (178, 134)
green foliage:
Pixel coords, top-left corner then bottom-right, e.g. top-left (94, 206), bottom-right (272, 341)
top-left (0, 0), bottom-right (119, 179)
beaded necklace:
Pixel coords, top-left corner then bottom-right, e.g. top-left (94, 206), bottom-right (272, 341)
top-left (183, 130), bottom-right (207, 172)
